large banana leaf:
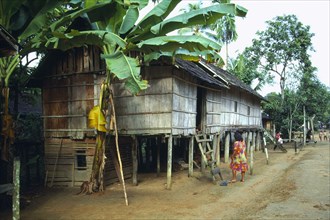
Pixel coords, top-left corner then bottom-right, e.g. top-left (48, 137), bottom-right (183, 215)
top-left (136, 35), bottom-right (222, 53)
top-left (46, 29), bottom-right (126, 51)
top-left (102, 51), bottom-right (148, 94)
top-left (131, 3), bottom-right (247, 41)
top-left (119, 5), bottom-right (139, 35)
top-left (19, 0), bottom-right (62, 41)
top-left (128, 0), bottom-right (181, 38)
top-left (50, 1), bottom-right (115, 32)
top-left (143, 49), bottom-right (222, 63)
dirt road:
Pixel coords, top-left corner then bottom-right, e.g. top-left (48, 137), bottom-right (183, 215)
top-left (1, 142), bottom-right (329, 220)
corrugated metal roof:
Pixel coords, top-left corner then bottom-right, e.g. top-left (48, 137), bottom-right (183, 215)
top-left (198, 59), bottom-right (264, 100)
top-left (175, 58), bottom-right (228, 89)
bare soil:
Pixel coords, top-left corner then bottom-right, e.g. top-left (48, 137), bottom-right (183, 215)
top-left (1, 141), bottom-right (329, 220)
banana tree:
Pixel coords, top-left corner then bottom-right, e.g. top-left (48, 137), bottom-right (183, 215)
top-left (0, 0), bottom-right (60, 162)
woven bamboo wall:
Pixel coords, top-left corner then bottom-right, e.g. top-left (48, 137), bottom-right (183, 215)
top-left (113, 66), bottom-right (198, 136)
top-left (220, 88), bottom-right (261, 129)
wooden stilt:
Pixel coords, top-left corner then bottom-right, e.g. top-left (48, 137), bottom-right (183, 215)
top-left (224, 132), bottom-right (230, 163)
top-left (249, 145), bottom-right (254, 175)
top-left (212, 135), bottom-right (217, 161)
top-left (157, 137), bottom-right (160, 177)
top-left (188, 136), bottom-right (194, 177)
top-left (257, 132), bottom-right (261, 151)
top-left (246, 131), bottom-right (251, 154)
top-left (166, 135), bottom-right (172, 190)
top-left (13, 157), bottom-right (20, 220)
top-left (252, 131), bottom-right (256, 152)
top-left (132, 135), bottom-right (138, 185)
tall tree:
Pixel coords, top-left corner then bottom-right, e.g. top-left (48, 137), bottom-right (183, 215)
top-left (227, 50), bottom-right (271, 90)
top-left (211, 0), bottom-right (239, 69)
top-left (243, 15), bottom-right (314, 102)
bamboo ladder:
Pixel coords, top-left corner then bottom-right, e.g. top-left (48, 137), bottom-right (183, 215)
top-left (194, 134), bottom-right (223, 181)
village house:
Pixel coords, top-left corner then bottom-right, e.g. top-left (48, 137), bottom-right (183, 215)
top-left (30, 44), bottom-right (264, 189)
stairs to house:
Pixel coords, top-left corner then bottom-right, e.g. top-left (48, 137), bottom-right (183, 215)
top-left (194, 134), bottom-right (223, 181)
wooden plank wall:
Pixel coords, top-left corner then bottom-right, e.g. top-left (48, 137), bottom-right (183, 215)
top-left (220, 87), bottom-right (262, 129)
top-left (205, 90), bottom-right (222, 134)
top-left (172, 73), bottom-right (197, 136)
top-left (42, 45), bottom-right (122, 187)
top-left (104, 137), bottom-right (133, 185)
top-left (44, 138), bottom-right (95, 187)
top-left (42, 46), bottom-right (104, 138)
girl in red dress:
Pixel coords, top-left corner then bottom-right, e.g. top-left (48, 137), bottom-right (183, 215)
top-left (230, 131), bottom-right (248, 183)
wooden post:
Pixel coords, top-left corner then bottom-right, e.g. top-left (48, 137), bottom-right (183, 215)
top-left (201, 141), bottom-right (206, 173)
top-left (212, 135), bottom-right (217, 161)
top-left (188, 136), bottom-right (194, 177)
top-left (157, 137), bottom-right (160, 177)
top-left (263, 135), bottom-right (269, 164)
top-left (256, 132), bottom-right (260, 151)
top-left (110, 92), bottom-right (128, 206)
top-left (132, 135), bottom-right (138, 186)
top-left (224, 132), bottom-right (230, 163)
top-left (264, 147), bottom-right (269, 165)
top-left (13, 157), bottom-right (20, 220)
top-left (252, 131), bottom-right (256, 151)
top-left (246, 131), bottom-right (251, 154)
top-left (249, 145), bottom-right (254, 175)
top-left (216, 134), bottom-right (221, 166)
top-left (166, 135), bottom-right (172, 190)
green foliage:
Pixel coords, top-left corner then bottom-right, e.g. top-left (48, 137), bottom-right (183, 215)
top-left (263, 70), bottom-right (330, 135)
top-left (227, 51), bottom-right (271, 90)
top-left (296, 71), bottom-right (330, 126)
top-left (15, 113), bottom-right (43, 142)
top-left (240, 15), bottom-right (314, 101)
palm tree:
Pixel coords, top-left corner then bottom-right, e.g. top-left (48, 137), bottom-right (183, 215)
top-left (211, 13), bottom-right (237, 69)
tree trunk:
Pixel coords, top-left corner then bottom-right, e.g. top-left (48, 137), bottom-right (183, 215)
top-left (90, 132), bottom-right (106, 192)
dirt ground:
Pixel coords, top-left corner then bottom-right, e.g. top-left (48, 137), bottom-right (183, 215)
top-left (1, 141), bottom-right (329, 220)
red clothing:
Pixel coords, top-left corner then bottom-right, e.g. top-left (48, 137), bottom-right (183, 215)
top-left (230, 141), bottom-right (248, 172)
top-left (275, 132), bottom-right (281, 140)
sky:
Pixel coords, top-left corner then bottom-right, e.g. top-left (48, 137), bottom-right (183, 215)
top-left (230, 0), bottom-right (330, 96)
top-left (145, 0), bottom-right (330, 96)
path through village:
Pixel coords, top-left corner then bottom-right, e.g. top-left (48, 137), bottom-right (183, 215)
top-left (1, 141), bottom-right (329, 220)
